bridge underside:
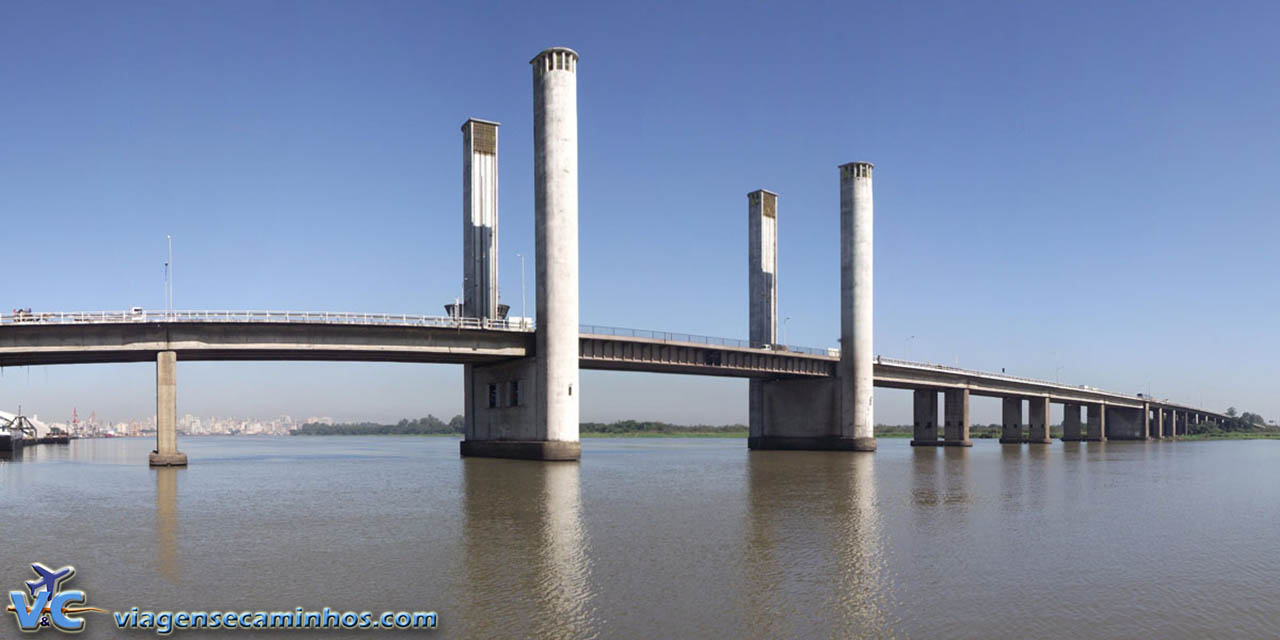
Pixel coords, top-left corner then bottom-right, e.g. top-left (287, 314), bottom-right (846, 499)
top-left (0, 323), bottom-right (531, 367)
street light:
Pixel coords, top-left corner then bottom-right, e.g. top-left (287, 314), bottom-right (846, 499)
top-left (782, 316), bottom-right (791, 347)
top-left (904, 335), bottom-right (915, 361)
top-left (516, 253), bottom-right (527, 329)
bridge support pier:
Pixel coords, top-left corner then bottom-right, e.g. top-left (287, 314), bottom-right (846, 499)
top-left (1086, 403), bottom-right (1107, 441)
top-left (460, 47), bottom-right (581, 462)
top-left (1104, 404), bottom-right (1148, 440)
top-left (910, 390), bottom-right (940, 446)
top-left (1000, 397), bottom-right (1023, 443)
top-left (943, 388), bottom-right (972, 446)
top-left (749, 378), bottom-right (866, 450)
top-left (462, 357), bottom-right (580, 460)
top-left (1027, 396), bottom-right (1051, 444)
top-left (1153, 407), bottom-right (1165, 439)
top-left (148, 350), bottom-right (187, 467)
top-left (1061, 403), bottom-right (1084, 441)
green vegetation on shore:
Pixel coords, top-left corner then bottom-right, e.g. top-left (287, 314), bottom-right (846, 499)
top-left (291, 418), bottom-right (747, 437)
top-left (291, 411), bottom-right (1278, 440)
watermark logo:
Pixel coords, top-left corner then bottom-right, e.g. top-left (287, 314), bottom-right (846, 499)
top-left (6, 563), bottom-right (104, 633)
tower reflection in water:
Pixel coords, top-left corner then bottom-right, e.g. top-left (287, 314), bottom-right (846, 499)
top-left (154, 467), bottom-right (180, 583)
top-left (459, 460), bottom-right (595, 639)
top-left (745, 451), bottom-right (893, 638)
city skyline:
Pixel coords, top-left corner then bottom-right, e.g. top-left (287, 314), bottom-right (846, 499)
top-left (2, 2), bottom-right (1277, 425)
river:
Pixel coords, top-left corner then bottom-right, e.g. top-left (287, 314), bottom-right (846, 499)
top-left (2, 436), bottom-right (1277, 638)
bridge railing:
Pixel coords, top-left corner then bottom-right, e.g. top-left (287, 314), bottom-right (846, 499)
top-left (579, 324), bottom-right (833, 356)
top-left (0, 310), bottom-right (535, 331)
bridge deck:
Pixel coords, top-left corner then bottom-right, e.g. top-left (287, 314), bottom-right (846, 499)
top-left (0, 312), bottom-right (1224, 418)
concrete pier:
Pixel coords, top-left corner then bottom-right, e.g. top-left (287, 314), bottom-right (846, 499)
top-left (1000, 397), bottom-right (1022, 443)
top-left (1061, 403), bottom-right (1083, 441)
top-left (1105, 405), bottom-right (1149, 440)
top-left (839, 162), bottom-right (876, 451)
top-left (1153, 407), bottom-right (1165, 439)
top-left (1086, 404), bottom-right (1107, 441)
top-left (911, 389), bottom-right (940, 446)
top-left (1027, 396), bottom-right (1052, 444)
top-left (148, 350), bottom-right (187, 467)
top-left (461, 47), bottom-right (581, 461)
top-left (747, 190), bottom-right (778, 443)
top-left (943, 388), bottom-right (972, 446)
top-left (749, 163), bottom-right (877, 452)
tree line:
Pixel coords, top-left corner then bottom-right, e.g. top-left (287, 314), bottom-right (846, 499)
top-left (291, 415), bottom-right (464, 436)
top-left (290, 417), bottom-right (746, 436)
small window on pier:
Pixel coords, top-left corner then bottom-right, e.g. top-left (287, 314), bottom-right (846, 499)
top-left (509, 380), bottom-right (520, 407)
top-left (487, 384), bottom-right (498, 409)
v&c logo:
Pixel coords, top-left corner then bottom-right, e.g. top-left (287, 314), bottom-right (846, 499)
top-left (6, 563), bottom-right (105, 633)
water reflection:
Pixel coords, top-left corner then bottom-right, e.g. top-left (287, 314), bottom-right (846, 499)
top-left (458, 460), bottom-right (595, 640)
top-left (155, 468), bottom-right (180, 582)
top-left (745, 452), bottom-right (892, 638)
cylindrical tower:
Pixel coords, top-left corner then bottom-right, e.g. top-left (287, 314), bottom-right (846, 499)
top-left (532, 47), bottom-right (579, 444)
top-left (840, 162), bottom-right (875, 450)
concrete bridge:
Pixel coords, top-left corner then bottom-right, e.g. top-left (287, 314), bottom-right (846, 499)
top-left (1, 46), bottom-right (1233, 464)
top-left (0, 311), bottom-right (1229, 463)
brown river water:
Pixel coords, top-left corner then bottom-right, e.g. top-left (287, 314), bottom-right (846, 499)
top-left (2, 436), bottom-right (1278, 638)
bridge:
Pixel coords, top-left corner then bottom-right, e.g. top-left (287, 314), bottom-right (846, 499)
top-left (0, 310), bottom-right (1227, 460)
top-left (1, 46), bottom-right (1234, 465)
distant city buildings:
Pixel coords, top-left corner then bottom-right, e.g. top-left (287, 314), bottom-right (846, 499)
top-left (41, 412), bottom-right (335, 437)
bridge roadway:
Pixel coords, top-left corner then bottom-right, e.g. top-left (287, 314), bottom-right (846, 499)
top-left (0, 311), bottom-right (1225, 422)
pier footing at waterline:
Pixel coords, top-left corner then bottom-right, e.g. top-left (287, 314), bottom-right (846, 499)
top-left (460, 440), bottom-right (581, 461)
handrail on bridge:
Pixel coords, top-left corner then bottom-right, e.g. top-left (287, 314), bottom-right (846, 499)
top-left (0, 309), bottom-right (534, 331)
top-left (579, 324), bottom-right (833, 356)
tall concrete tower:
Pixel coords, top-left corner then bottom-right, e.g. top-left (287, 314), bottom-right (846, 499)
top-left (462, 118), bottom-right (500, 320)
top-left (840, 162), bottom-right (876, 451)
top-left (747, 189), bottom-right (778, 441)
top-left (532, 46), bottom-right (580, 446)
top-left (747, 190), bottom-right (778, 349)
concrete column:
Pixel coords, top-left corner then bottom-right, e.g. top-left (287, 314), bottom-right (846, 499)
top-left (748, 189), bottom-right (779, 442)
top-left (1062, 403), bottom-right (1083, 441)
top-left (1000, 397), bottom-right (1023, 443)
top-left (839, 162), bottom-right (875, 451)
top-left (1170, 410), bottom-right (1179, 438)
top-left (462, 118), bottom-right (501, 320)
top-left (533, 46), bottom-right (580, 455)
top-left (1086, 403), bottom-right (1106, 441)
top-left (460, 47), bottom-right (580, 461)
top-left (1153, 407), bottom-right (1164, 439)
top-left (911, 390), bottom-right (940, 446)
top-left (1027, 396), bottom-right (1051, 444)
top-left (149, 351), bottom-right (187, 467)
top-left (943, 388), bottom-right (972, 446)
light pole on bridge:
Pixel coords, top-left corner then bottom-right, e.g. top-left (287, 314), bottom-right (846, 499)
top-left (516, 252), bottom-right (527, 328)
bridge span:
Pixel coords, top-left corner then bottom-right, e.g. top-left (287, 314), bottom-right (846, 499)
top-left (0, 311), bottom-right (1227, 462)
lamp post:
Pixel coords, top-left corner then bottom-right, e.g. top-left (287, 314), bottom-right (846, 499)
top-left (782, 316), bottom-right (791, 347)
top-left (904, 335), bottom-right (915, 361)
top-left (516, 253), bottom-right (527, 328)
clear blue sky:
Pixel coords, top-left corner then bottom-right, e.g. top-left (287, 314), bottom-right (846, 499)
top-left (2, 1), bottom-right (1277, 426)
